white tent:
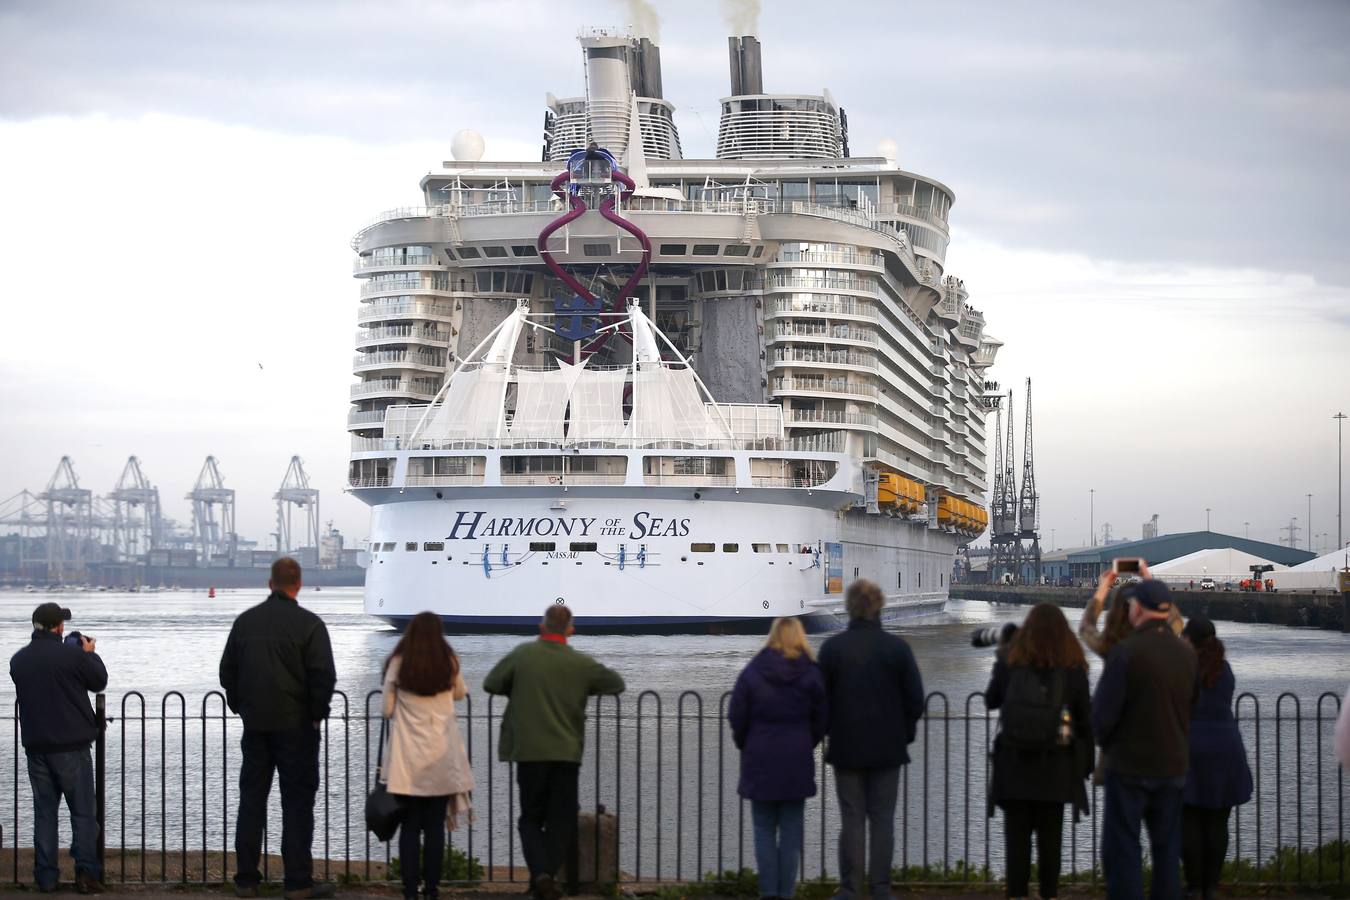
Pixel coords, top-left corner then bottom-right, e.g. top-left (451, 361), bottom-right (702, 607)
top-left (1271, 547), bottom-right (1350, 592)
top-left (1148, 548), bottom-right (1286, 584)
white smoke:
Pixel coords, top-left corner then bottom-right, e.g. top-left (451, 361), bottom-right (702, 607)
top-left (721, 0), bottom-right (760, 35)
top-left (620, 0), bottom-right (661, 41)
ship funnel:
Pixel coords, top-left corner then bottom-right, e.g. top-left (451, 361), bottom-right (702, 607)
top-left (728, 35), bottom-right (764, 95)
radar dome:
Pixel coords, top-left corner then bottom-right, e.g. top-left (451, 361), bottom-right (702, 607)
top-left (451, 130), bottom-right (485, 161)
top-left (876, 138), bottom-right (899, 164)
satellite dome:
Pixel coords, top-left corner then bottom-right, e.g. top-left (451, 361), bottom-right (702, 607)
top-left (876, 138), bottom-right (899, 164)
top-left (451, 130), bottom-right (485, 161)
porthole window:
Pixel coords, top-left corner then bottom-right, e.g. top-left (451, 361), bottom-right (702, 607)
top-left (382, 542), bottom-right (396, 552)
top-left (723, 543), bottom-right (740, 553)
top-left (569, 542), bottom-right (598, 552)
top-left (405, 542), bottom-right (418, 552)
top-left (423, 541), bottom-right (445, 552)
top-left (691, 542), bottom-right (715, 552)
top-left (530, 542), bottom-right (556, 552)
top-left (752, 543), bottom-right (771, 553)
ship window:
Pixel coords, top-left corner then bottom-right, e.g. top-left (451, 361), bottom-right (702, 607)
top-left (502, 456), bottom-right (563, 474)
top-left (443, 248), bottom-right (457, 259)
top-left (382, 542), bottom-right (396, 552)
top-left (583, 243), bottom-right (611, 257)
top-left (660, 243), bottom-right (687, 255)
top-left (423, 541), bottom-right (445, 552)
top-left (405, 542), bottom-right (418, 552)
top-left (752, 543), bottom-right (771, 553)
top-left (512, 245), bottom-right (538, 256)
top-left (483, 246), bottom-right (509, 258)
top-left (776, 543), bottom-right (790, 553)
top-left (940, 573), bottom-right (945, 587)
top-left (781, 180), bottom-right (808, 201)
top-left (725, 244), bottom-right (751, 257)
top-left (690, 543), bottom-right (715, 552)
top-left (569, 542), bottom-right (597, 552)
top-left (918, 572), bottom-right (922, 588)
top-left (457, 246), bottom-right (481, 259)
top-left (898, 571), bottom-right (902, 589)
top-left (530, 542), bottom-right (556, 552)
top-left (722, 543), bottom-right (740, 553)
top-left (754, 246), bottom-right (765, 257)
top-left (691, 244), bottom-right (719, 256)
top-left (670, 457), bottom-right (729, 476)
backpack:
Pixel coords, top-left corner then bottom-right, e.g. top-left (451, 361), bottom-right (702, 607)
top-left (998, 666), bottom-right (1065, 751)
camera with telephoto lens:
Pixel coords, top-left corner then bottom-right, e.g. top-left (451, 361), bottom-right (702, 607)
top-left (63, 630), bottom-right (87, 648)
top-left (970, 622), bottom-right (1018, 648)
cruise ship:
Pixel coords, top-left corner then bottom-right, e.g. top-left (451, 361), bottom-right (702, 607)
top-left (348, 29), bottom-right (999, 632)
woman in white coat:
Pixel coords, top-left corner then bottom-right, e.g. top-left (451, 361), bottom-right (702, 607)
top-left (381, 612), bottom-right (474, 899)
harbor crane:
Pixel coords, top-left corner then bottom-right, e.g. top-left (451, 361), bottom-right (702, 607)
top-left (1015, 378), bottom-right (1042, 583)
top-left (989, 389), bottom-right (1020, 582)
top-left (0, 489), bottom-right (46, 581)
top-left (275, 456), bottom-right (320, 557)
top-left (40, 456), bottom-right (93, 584)
top-left (110, 456), bottom-right (162, 563)
top-left (188, 456), bottom-right (237, 564)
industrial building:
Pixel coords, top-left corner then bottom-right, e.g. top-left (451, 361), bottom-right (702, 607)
top-left (1058, 531), bottom-right (1314, 583)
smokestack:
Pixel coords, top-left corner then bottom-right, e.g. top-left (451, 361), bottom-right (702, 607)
top-left (740, 35), bottom-right (763, 94)
top-left (637, 37), bottom-right (663, 99)
top-left (728, 36), bottom-right (743, 96)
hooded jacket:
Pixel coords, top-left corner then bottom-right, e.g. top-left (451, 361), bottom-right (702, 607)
top-left (728, 647), bottom-right (827, 802)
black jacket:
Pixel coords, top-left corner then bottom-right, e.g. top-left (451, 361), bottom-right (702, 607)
top-left (10, 630), bottom-right (109, 752)
top-left (219, 592), bottom-right (337, 732)
top-left (1091, 618), bottom-right (1197, 778)
top-left (818, 618), bottom-right (925, 770)
top-left (986, 659), bottom-right (1094, 818)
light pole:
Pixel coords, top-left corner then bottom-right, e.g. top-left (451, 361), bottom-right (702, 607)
top-left (1244, 521), bottom-right (1250, 539)
top-left (1336, 412), bottom-right (1346, 550)
top-left (1206, 507), bottom-right (1211, 532)
top-left (1307, 493), bottom-right (1312, 551)
top-left (1090, 489), bottom-right (1095, 547)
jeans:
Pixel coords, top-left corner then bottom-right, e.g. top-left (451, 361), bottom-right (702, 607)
top-left (1002, 800), bottom-right (1064, 898)
top-left (516, 761), bottom-right (580, 884)
top-left (397, 794), bottom-right (449, 897)
top-left (833, 766), bottom-right (900, 898)
top-left (1102, 772), bottom-right (1185, 900)
top-left (751, 799), bottom-right (805, 898)
top-left (233, 727), bottom-right (321, 891)
top-left (1181, 805), bottom-right (1231, 895)
top-left (26, 748), bottom-right (100, 887)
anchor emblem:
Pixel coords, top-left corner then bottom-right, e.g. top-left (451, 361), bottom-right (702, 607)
top-left (554, 293), bottom-right (603, 341)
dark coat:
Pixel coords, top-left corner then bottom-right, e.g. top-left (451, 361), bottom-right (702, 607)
top-left (817, 618), bottom-right (924, 770)
top-left (219, 592), bottom-right (337, 732)
top-left (728, 648), bottom-right (827, 801)
top-left (1184, 661), bottom-right (1253, 809)
top-left (9, 630), bottom-right (109, 753)
top-left (1092, 619), bottom-right (1197, 778)
top-left (985, 659), bottom-right (1094, 819)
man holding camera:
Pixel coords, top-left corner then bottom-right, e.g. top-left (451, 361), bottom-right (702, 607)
top-left (1092, 573), bottom-right (1197, 900)
top-left (9, 602), bottom-right (108, 894)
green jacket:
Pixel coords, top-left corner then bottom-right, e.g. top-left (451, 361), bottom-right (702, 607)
top-left (482, 639), bottom-right (625, 762)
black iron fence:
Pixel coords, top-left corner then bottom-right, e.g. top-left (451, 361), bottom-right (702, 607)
top-left (3, 689), bottom-right (1346, 888)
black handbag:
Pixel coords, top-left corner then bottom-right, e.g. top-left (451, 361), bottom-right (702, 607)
top-left (364, 717), bottom-right (405, 841)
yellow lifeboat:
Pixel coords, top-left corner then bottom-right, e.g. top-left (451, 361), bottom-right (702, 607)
top-left (937, 493), bottom-right (955, 527)
top-left (908, 479), bottom-right (926, 514)
top-left (877, 472), bottom-right (900, 508)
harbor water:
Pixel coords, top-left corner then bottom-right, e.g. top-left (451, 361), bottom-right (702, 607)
top-left (1, 588), bottom-right (1346, 883)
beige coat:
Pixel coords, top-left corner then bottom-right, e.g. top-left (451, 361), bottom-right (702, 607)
top-left (380, 657), bottom-right (475, 798)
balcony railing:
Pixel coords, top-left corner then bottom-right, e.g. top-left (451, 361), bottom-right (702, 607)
top-left (767, 297), bottom-right (879, 321)
top-left (353, 254), bottom-right (443, 273)
top-left (788, 410), bottom-right (877, 427)
top-left (773, 377), bottom-right (878, 398)
top-left (355, 325), bottom-right (452, 346)
top-left (349, 379), bottom-right (439, 399)
top-left (352, 350), bottom-right (446, 370)
top-left (357, 301), bottom-right (455, 322)
top-left (772, 323), bottom-right (879, 345)
top-left (773, 349), bottom-right (878, 370)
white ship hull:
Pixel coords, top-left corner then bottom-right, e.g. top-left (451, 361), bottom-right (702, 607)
top-left (363, 488), bottom-right (955, 633)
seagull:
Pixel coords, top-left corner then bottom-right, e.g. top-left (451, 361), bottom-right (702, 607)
top-left (258, 362), bottom-right (264, 370)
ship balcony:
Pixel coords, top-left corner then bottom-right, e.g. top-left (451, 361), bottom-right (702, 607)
top-left (361, 280), bottom-right (453, 299)
top-left (352, 350), bottom-right (446, 374)
top-left (772, 377), bottom-right (878, 403)
top-left (347, 409), bottom-right (388, 431)
top-left (771, 249), bottom-right (885, 270)
top-left (348, 474), bottom-right (394, 488)
top-left (350, 379), bottom-right (439, 401)
top-left (770, 350), bottom-right (878, 375)
top-left (765, 298), bottom-right (879, 324)
top-left (405, 473), bottom-right (486, 487)
top-left (770, 323), bottom-right (878, 347)
top-left (355, 325), bottom-right (451, 348)
top-left (353, 254), bottom-right (446, 274)
top-left (787, 409), bottom-right (877, 430)
top-left (357, 300), bottom-right (456, 324)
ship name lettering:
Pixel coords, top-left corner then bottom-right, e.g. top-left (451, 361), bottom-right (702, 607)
top-left (630, 512), bottom-right (691, 540)
top-left (445, 512), bottom-right (598, 540)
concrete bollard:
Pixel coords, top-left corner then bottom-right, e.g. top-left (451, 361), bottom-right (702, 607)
top-left (565, 805), bottom-right (618, 887)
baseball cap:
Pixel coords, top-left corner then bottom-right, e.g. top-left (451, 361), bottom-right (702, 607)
top-left (1120, 579), bottom-right (1173, 612)
top-left (32, 602), bottom-right (72, 629)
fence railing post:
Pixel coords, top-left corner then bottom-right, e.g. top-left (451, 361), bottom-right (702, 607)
top-left (95, 692), bottom-right (106, 874)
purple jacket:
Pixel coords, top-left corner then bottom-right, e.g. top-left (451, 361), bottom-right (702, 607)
top-left (728, 648), bottom-right (827, 802)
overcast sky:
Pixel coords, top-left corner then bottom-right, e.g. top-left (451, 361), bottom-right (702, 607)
top-left (1, 0), bottom-right (1347, 553)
